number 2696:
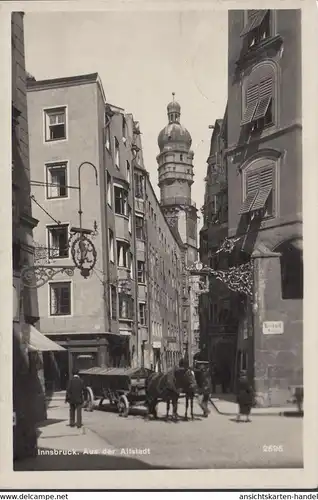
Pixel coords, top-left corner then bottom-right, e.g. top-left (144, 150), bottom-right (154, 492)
top-left (263, 445), bottom-right (283, 452)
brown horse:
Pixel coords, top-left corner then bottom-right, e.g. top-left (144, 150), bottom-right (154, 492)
top-left (145, 367), bottom-right (197, 421)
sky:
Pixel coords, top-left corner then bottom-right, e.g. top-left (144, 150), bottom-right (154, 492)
top-left (24, 10), bottom-right (228, 231)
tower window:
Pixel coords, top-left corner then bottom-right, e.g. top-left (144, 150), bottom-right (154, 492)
top-left (180, 154), bottom-right (183, 161)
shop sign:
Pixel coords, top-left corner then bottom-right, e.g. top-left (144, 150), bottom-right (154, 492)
top-left (262, 321), bottom-right (284, 335)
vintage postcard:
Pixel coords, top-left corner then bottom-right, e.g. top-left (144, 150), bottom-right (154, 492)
top-left (0, 0), bottom-right (317, 491)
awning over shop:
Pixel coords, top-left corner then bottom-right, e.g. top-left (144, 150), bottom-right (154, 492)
top-left (28, 326), bottom-right (66, 352)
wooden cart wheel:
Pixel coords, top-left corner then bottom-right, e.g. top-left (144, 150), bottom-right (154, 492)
top-left (118, 394), bottom-right (129, 417)
top-left (84, 386), bottom-right (94, 412)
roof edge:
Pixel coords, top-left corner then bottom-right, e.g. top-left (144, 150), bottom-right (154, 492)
top-left (26, 72), bottom-right (100, 92)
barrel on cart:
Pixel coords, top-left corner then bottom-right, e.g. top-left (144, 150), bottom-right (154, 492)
top-left (79, 366), bottom-right (152, 417)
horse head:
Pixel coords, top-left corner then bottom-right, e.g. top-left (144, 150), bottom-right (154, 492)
top-left (174, 366), bottom-right (197, 393)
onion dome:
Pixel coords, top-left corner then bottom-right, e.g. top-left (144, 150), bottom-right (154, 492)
top-left (158, 93), bottom-right (192, 152)
top-left (167, 99), bottom-right (181, 115)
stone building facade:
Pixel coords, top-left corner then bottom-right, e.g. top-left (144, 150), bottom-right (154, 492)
top-left (200, 9), bottom-right (302, 404)
top-left (27, 74), bottom-right (187, 379)
top-left (12, 12), bottom-right (44, 460)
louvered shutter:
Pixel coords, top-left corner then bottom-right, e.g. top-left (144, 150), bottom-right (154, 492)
top-left (241, 85), bottom-right (259, 125)
top-left (253, 78), bottom-right (273, 121)
top-left (239, 192), bottom-right (258, 215)
top-left (251, 166), bottom-right (273, 211)
top-left (240, 10), bottom-right (269, 37)
top-left (239, 171), bottom-right (259, 214)
top-left (247, 171), bottom-right (259, 194)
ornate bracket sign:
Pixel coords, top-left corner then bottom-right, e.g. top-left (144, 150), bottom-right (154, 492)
top-left (70, 234), bottom-right (97, 278)
top-left (186, 260), bottom-right (253, 297)
top-left (21, 265), bottom-right (75, 289)
top-left (21, 229), bottom-right (98, 287)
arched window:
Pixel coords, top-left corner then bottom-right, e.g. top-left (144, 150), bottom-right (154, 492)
top-left (239, 156), bottom-right (278, 218)
top-left (241, 61), bottom-right (278, 133)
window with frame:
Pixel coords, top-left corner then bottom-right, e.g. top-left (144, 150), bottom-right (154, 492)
top-left (114, 137), bottom-right (120, 169)
top-left (241, 76), bottom-right (274, 131)
top-left (48, 225), bottom-right (69, 259)
top-left (134, 173), bottom-right (144, 199)
top-left (119, 293), bottom-right (132, 320)
top-left (116, 240), bottom-right (129, 268)
top-left (114, 186), bottom-right (128, 216)
top-left (139, 302), bottom-right (146, 325)
top-left (110, 285), bottom-right (117, 319)
top-left (49, 282), bottom-right (71, 316)
top-left (105, 125), bottom-right (111, 151)
top-left (130, 252), bottom-right (134, 279)
top-left (45, 107), bottom-right (66, 142)
top-left (122, 116), bottom-right (127, 145)
top-left (108, 229), bottom-right (114, 262)
top-left (128, 205), bottom-right (132, 233)
top-left (106, 172), bottom-right (112, 207)
top-left (239, 163), bottom-right (275, 217)
top-left (46, 163), bottom-right (68, 199)
top-left (137, 261), bottom-right (145, 284)
top-left (126, 161), bottom-right (131, 184)
top-left (240, 10), bottom-right (271, 49)
top-left (135, 216), bottom-right (145, 240)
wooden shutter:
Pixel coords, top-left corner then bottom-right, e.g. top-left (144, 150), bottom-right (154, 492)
top-left (240, 10), bottom-right (269, 37)
top-left (246, 171), bottom-right (259, 194)
top-left (239, 191), bottom-right (258, 215)
top-left (251, 166), bottom-right (274, 211)
top-left (241, 85), bottom-right (259, 125)
top-left (253, 78), bottom-right (273, 121)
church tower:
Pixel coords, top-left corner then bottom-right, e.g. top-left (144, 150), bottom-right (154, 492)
top-left (157, 94), bottom-right (198, 264)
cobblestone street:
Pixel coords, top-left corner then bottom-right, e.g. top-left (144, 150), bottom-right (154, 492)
top-left (16, 399), bottom-right (302, 471)
top-left (86, 401), bottom-right (303, 469)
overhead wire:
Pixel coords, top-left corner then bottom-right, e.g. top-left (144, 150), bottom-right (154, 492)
top-left (30, 195), bottom-right (61, 225)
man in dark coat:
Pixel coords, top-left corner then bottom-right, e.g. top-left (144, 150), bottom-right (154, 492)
top-left (65, 370), bottom-right (85, 428)
top-left (236, 370), bottom-right (254, 422)
top-left (195, 361), bottom-right (211, 418)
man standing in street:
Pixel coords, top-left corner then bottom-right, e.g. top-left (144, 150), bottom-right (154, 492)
top-left (65, 370), bottom-right (85, 428)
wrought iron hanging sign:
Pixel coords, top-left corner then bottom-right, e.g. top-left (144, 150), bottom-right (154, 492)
top-left (21, 264), bottom-right (75, 289)
top-left (21, 161), bottom-right (99, 288)
top-left (70, 233), bottom-right (97, 279)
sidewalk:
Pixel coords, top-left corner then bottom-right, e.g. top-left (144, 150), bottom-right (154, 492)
top-left (210, 397), bottom-right (303, 417)
top-left (14, 405), bottom-right (159, 471)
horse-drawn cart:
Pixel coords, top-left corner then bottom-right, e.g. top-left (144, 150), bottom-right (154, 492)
top-left (79, 366), bottom-right (152, 417)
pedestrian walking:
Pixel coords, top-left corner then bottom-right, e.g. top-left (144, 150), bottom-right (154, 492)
top-left (236, 370), bottom-right (253, 423)
top-left (195, 361), bottom-right (211, 418)
top-left (65, 370), bottom-right (85, 428)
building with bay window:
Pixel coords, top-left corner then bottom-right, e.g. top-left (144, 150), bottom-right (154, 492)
top-left (200, 9), bottom-right (302, 405)
top-left (26, 73), bottom-right (188, 379)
